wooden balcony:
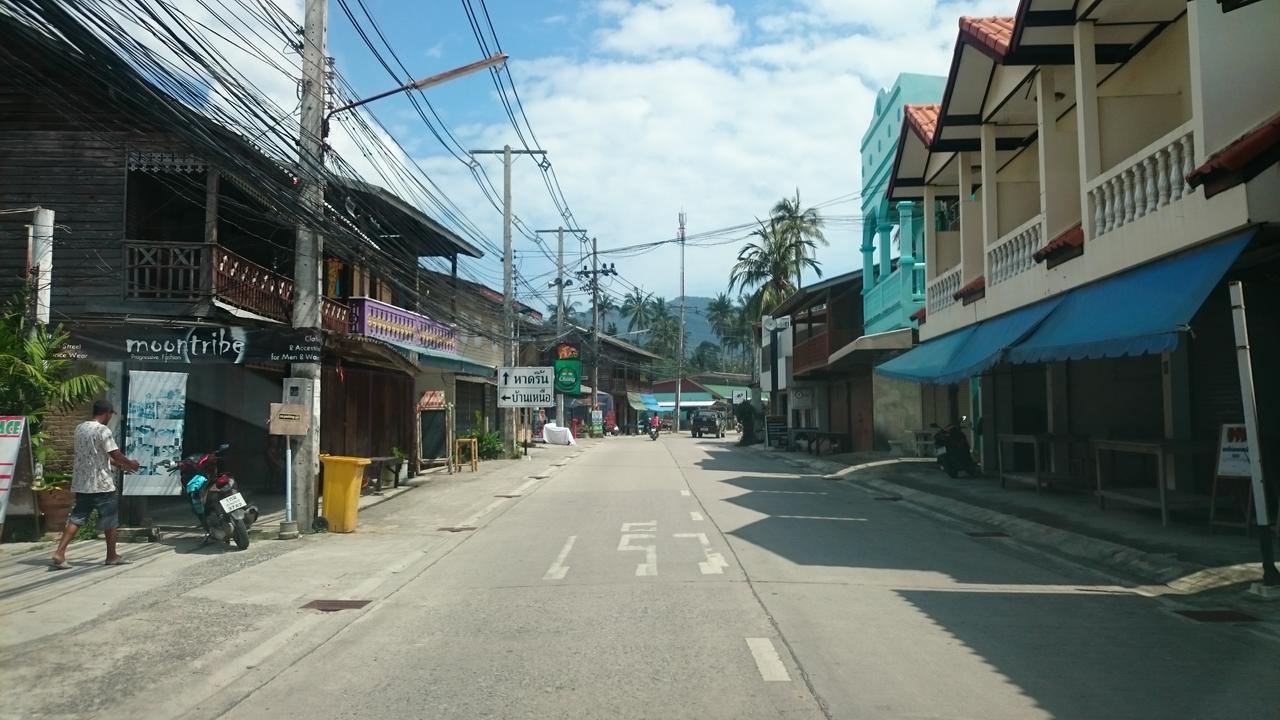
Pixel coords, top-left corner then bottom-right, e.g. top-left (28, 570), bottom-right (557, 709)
top-left (792, 332), bottom-right (830, 376)
top-left (124, 240), bottom-right (351, 334)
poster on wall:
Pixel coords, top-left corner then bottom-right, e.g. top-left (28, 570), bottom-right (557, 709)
top-left (0, 417), bottom-right (27, 526)
top-left (124, 371), bottom-right (189, 496)
top-left (1216, 423), bottom-right (1252, 478)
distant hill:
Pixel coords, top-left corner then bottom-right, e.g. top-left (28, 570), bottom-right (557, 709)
top-left (601, 295), bottom-right (718, 355)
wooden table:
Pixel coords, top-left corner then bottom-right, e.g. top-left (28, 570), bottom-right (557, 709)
top-left (996, 433), bottom-right (1047, 492)
top-left (453, 437), bottom-right (479, 473)
top-left (1093, 438), bottom-right (1201, 526)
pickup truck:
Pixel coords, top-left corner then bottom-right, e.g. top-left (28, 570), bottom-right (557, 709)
top-left (690, 411), bottom-right (726, 438)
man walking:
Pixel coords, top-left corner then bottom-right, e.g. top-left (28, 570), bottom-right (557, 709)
top-left (51, 400), bottom-right (140, 569)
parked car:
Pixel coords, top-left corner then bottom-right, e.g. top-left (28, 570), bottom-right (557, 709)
top-left (691, 411), bottom-right (726, 438)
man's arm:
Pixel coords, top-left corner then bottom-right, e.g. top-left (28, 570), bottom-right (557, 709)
top-left (108, 449), bottom-right (141, 472)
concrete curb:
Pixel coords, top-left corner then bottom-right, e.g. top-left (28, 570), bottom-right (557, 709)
top-left (750, 445), bottom-right (1264, 593)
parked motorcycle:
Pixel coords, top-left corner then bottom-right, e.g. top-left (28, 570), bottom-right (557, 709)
top-left (161, 443), bottom-right (259, 549)
top-left (930, 417), bottom-right (980, 478)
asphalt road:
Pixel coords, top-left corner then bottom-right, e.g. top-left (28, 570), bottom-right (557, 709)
top-left (221, 435), bottom-right (1278, 720)
top-left (4, 435), bottom-right (1277, 719)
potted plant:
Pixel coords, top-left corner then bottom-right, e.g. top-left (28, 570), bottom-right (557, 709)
top-left (0, 288), bottom-right (109, 532)
top-left (33, 470), bottom-right (74, 534)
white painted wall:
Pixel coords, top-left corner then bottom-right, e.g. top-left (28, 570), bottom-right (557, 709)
top-left (1189, 0), bottom-right (1280, 161)
top-left (934, 230), bottom-right (961, 273)
top-left (1097, 16), bottom-right (1192, 172)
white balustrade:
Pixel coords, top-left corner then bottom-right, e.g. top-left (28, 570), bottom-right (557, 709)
top-left (1088, 123), bottom-right (1195, 238)
top-left (926, 266), bottom-right (963, 316)
top-left (987, 216), bottom-right (1044, 286)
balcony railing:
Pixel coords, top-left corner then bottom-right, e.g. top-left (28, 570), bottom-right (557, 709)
top-left (214, 246), bottom-right (292, 321)
top-left (864, 261), bottom-right (927, 333)
top-left (349, 296), bottom-right (457, 353)
top-left (124, 241), bottom-right (206, 301)
top-left (987, 215), bottom-right (1044, 286)
top-left (926, 266), bottom-right (962, 316)
top-left (1087, 121), bottom-right (1194, 239)
top-left (322, 298), bottom-right (350, 334)
top-left (792, 332), bottom-right (830, 375)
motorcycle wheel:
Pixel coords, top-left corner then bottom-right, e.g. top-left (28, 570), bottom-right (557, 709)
top-left (231, 517), bottom-right (250, 550)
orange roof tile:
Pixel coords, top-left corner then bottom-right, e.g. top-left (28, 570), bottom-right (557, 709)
top-left (959, 16), bottom-right (1015, 57)
top-left (1187, 111), bottom-right (1280, 198)
top-left (903, 104), bottom-right (940, 145)
top-left (1033, 223), bottom-right (1084, 263)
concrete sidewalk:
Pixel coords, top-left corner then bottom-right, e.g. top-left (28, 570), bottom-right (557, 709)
top-left (745, 443), bottom-right (1275, 603)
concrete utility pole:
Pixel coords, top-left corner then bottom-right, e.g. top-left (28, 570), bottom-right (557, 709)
top-left (591, 236), bottom-right (600, 422)
top-left (28, 206), bottom-right (53, 325)
top-left (674, 211), bottom-right (686, 433)
top-left (471, 147), bottom-right (545, 456)
top-left (285, 0), bottom-right (328, 538)
top-left (536, 227), bottom-right (582, 426)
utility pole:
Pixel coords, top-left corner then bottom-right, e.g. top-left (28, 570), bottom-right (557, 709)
top-left (284, 0), bottom-right (328, 539)
top-left (675, 211), bottom-right (686, 433)
top-left (576, 239), bottom-right (616, 436)
top-left (536, 228), bottom-right (581, 426)
top-left (471, 147), bottom-right (545, 456)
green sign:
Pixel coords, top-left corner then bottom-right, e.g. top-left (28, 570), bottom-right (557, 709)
top-left (554, 359), bottom-right (581, 395)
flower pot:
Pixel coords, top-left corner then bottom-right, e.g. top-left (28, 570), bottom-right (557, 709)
top-left (36, 487), bottom-right (75, 533)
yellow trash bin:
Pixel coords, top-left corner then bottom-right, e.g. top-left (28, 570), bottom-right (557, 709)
top-left (320, 455), bottom-right (371, 533)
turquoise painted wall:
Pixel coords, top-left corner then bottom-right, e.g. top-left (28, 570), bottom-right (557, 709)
top-left (859, 73), bottom-right (945, 334)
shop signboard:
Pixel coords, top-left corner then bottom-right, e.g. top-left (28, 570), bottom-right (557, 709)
top-left (731, 390), bottom-right (747, 405)
top-left (498, 366), bottom-right (555, 408)
top-left (58, 325), bottom-right (322, 365)
top-left (123, 371), bottom-right (188, 496)
top-left (1216, 423), bottom-right (1251, 478)
top-left (0, 417), bottom-right (26, 526)
top-left (553, 343), bottom-right (581, 395)
top-left (591, 409), bottom-right (604, 435)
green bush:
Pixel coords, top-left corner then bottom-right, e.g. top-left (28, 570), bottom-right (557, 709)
top-left (463, 411), bottom-right (504, 460)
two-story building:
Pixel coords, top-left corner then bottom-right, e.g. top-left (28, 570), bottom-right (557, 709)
top-left (0, 12), bottom-right (497, 509)
top-left (879, 2), bottom-right (1279, 523)
top-left (540, 326), bottom-right (658, 433)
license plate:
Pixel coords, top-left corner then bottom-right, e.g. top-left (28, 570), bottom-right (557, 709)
top-left (935, 447), bottom-right (947, 457)
top-left (220, 493), bottom-right (247, 513)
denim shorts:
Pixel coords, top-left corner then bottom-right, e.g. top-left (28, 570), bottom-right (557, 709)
top-left (68, 491), bottom-right (120, 530)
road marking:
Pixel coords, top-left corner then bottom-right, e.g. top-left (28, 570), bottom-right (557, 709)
top-left (673, 532), bottom-right (729, 574)
top-left (680, 490), bottom-right (691, 497)
top-left (690, 511), bottom-right (704, 521)
top-left (543, 535), bottom-right (577, 580)
top-left (754, 490), bottom-right (827, 495)
top-left (774, 515), bottom-right (867, 521)
top-left (621, 521), bottom-right (657, 532)
top-left (618, 533), bottom-right (658, 576)
top-left (453, 498), bottom-right (508, 529)
top-left (745, 638), bottom-right (791, 682)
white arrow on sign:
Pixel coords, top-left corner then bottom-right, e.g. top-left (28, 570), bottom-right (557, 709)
top-left (499, 366), bottom-right (553, 389)
top-left (498, 388), bottom-right (555, 408)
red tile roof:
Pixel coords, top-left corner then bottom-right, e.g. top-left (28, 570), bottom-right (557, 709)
top-left (960, 16), bottom-right (1015, 58)
top-left (1033, 223), bottom-right (1084, 263)
top-left (1186, 111), bottom-right (1280, 199)
top-left (903, 104), bottom-right (941, 145)
top-left (910, 307), bottom-right (927, 324)
top-left (953, 275), bottom-right (986, 302)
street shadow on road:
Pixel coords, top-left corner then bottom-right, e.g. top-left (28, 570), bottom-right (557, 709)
top-left (694, 447), bottom-right (797, 475)
top-left (894, 588), bottom-right (1280, 719)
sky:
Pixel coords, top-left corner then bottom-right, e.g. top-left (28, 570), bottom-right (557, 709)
top-left (172, 0), bottom-right (1020, 311)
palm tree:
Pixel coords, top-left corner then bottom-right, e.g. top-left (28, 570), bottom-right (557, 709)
top-left (545, 299), bottom-right (583, 329)
top-left (771, 189), bottom-right (826, 288)
top-left (620, 288), bottom-right (652, 332)
top-left (728, 217), bottom-right (822, 315)
top-left (705, 292), bottom-right (734, 344)
top-left (595, 294), bottom-right (618, 330)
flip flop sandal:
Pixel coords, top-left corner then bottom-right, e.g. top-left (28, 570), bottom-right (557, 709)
top-left (103, 559), bottom-right (132, 566)
top-left (50, 561), bottom-right (72, 570)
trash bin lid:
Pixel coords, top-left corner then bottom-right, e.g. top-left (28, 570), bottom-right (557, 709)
top-left (320, 455), bottom-right (373, 466)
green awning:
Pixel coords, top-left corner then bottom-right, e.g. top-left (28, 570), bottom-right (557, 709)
top-left (626, 392), bottom-right (647, 410)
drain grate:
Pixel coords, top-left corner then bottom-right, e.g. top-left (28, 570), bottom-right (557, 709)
top-left (873, 496), bottom-right (903, 502)
top-left (1175, 609), bottom-right (1260, 623)
top-left (966, 530), bottom-right (1009, 538)
top-left (438, 526), bottom-right (477, 533)
top-left (302, 599), bottom-right (370, 612)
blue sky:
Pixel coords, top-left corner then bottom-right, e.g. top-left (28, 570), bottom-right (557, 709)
top-left (317, 0), bottom-right (1015, 309)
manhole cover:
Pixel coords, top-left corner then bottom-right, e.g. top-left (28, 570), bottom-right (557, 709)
top-left (302, 599), bottom-right (370, 612)
top-left (1175, 609), bottom-right (1260, 623)
top-left (873, 496), bottom-right (902, 502)
top-left (438, 526), bottom-right (477, 533)
top-left (966, 530), bottom-right (1009, 538)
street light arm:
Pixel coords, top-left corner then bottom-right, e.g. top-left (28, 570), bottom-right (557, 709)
top-left (325, 53), bottom-right (508, 122)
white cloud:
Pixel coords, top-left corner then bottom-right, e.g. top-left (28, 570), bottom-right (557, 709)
top-left (596, 0), bottom-right (743, 56)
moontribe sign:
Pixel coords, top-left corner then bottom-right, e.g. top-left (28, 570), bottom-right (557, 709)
top-left (58, 325), bottom-right (322, 365)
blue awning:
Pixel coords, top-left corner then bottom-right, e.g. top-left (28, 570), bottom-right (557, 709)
top-left (640, 393), bottom-right (661, 411)
top-left (876, 297), bottom-right (1059, 384)
top-left (875, 325), bottom-right (978, 383)
top-left (1007, 230), bottom-right (1255, 364)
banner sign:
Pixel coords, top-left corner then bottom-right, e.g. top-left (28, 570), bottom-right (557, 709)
top-left (124, 371), bottom-right (188, 496)
top-left (0, 417), bottom-right (25, 525)
top-left (58, 325), bottom-right (322, 365)
top-left (553, 343), bottom-right (582, 395)
top-left (1216, 423), bottom-right (1252, 478)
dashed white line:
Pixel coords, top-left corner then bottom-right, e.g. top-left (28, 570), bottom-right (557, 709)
top-left (746, 638), bottom-right (791, 682)
top-left (618, 533), bottom-right (658, 576)
top-left (690, 511), bottom-right (704, 521)
top-left (680, 490), bottom-right (691, 497)
top-left (543, 535), bottom-right (577, 580)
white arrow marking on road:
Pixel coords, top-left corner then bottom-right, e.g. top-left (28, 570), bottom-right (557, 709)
top-left (543, 535), bottom-right (577, 580)
top-left (690, 511), bottom-right (704, 521)
top-left (618, 533), bottom-right (658, 576)
top-left (680, 490), bottom-right (691, 497)
top-left (673, 532), bottom-right (728, 574)
top-left (746, 638), bottom-right (791, 682)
